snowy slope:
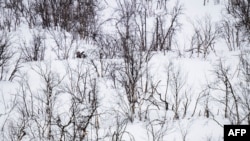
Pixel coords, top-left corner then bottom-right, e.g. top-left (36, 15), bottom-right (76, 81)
top-left (0, 0), bottom-right (249, 141)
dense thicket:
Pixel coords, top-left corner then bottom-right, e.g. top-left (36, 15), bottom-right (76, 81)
top-left (0, 0), bottom-right (99, 39)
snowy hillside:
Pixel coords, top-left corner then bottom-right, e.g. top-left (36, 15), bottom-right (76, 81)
top-left (0, 0), bottom-right (249, 141)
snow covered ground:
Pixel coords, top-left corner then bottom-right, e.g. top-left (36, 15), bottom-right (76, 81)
top-left (0, 0), bottom-right (249, 140)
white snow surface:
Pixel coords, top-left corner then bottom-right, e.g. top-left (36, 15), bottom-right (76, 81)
top-left (0, 0), bottom-right (248, 141)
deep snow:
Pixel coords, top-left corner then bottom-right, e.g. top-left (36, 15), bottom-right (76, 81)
top-left (0, 0), bottom-right (248, 141)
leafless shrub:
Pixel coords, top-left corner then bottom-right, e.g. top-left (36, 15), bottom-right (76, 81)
top-left (152, 1), bottom-right (183, 53)
top-left (137, 73), bottom-right (161, 121)
top-left (155, 62), bottom-right (176, 113)
top-left (111, 0), bottom-right (155, 122)
top-left (205, 54), bottom-right (250, 125)
top-left (0, 30), bottom-right (22, 81)
top-left (49, 30), bottom-right (78, 60)
top-left (21, 1), bottom-right (38, 28)
top-left (200, 88), bottom-right (211, 118)
top-left (58, 61), bottom-right (99, 140)
top-left (187, 16), bottom-right (220, 58)
top-left (90, 57), bottom-right (114, 78)
top-left (177, 120), bottom-right (192, 141)
top-left (95, 34), bottom-right (123, 59)
top-left (4, 60), bottom-right (101, 140)
top-left (8, 55), bottom-right (22, 81)
top-left (191, 90), bottom-right (204, 117)
top-left (32, 63), bottom-right (65, 140)
top-left (220, 19), bottom-right (241, 51)
top-left (238, 52), bottom-right (250, 124)
top-left (20, 31), bottom-right (46, 62)
top-left (121, 51), bottom-right (154, 122)
top-left (208, 59), bottom-right (241, 124)
top-left (0, 31), bottom-right (14, 80)
top-left (138, 61), bottom-right (191, 120)
top-left (146, 118), bottom-right (171, 141)
top-left (96, 0), bottom-right (183, 59)
top-left (169, 64), bottom-right (188, 119)
top-left (0, 0), bottom-right (22, 31)
top-left (4, 62), bottom-right (64, 140)
top-left (107, 112), bottom-right (135, 141)
top-left (226, 0), bottom-right (250, 43)
top-left (1, 0), bottom-right (101, 39)
top-left (0, 91), bottom-right (17, 140)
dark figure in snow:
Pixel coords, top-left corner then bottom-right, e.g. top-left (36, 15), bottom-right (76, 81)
top-left (99, 52), bottom-right (103, 59)
top-left (76, 51), bottom-right (87, 58)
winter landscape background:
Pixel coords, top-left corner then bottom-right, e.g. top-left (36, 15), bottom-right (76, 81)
top-left (0, 0), bottom-right (249, 140)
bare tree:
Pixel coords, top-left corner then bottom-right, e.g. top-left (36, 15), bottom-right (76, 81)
top-left (0, 91), bottom-right (17, 140)
top-left (49, 30), bottom-right (78, 60)
top-left (191, 90), bottom-right (204, 117)
top-left (0, 31), bottom-right (14, 80)
top-left (58, 61), bottom-right (99, 140)
top-left (33, 62), bottom-right (65, 140)
top-left (152, 1), bottom-right (183, 53)
top-left (0, 0), bottom-right (23, 31)
top-left (107, 112), bottom-right (135, 141)
top-left (202, 88), bottom-right (211, 118)
top-left (178, 121), bottom-right (191, 141)
top-left (169, 65), bottom-right (187, 119)
top-left (209, 59), bottom-right (240, 124)
top-left (146, 117), bottom-right (171, 141)
top-left (4, 60), bottom-right (101, 140)
top-left (20, 31), bottom-right (46, 62)
top-left (226, 0), bottom-right (250, 43)
top-left (238, 52), bottom-right (250, 124)
top-left (188, 16), bottom-right (220, 58)
top-left (112, 0), bottom-right (153, 122)
top-left (8, 55), bottom-right (22, 81)
top-left (151, 62), bottom-right (173, 113)
top-left (1, 0), bottom-right (100, 39)
top-left (149, 62), bottom-right (190, 119)
top-left (221, 18), bottom-right (241, 51)
top-left (4, 61), bottom-right (65, 140)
